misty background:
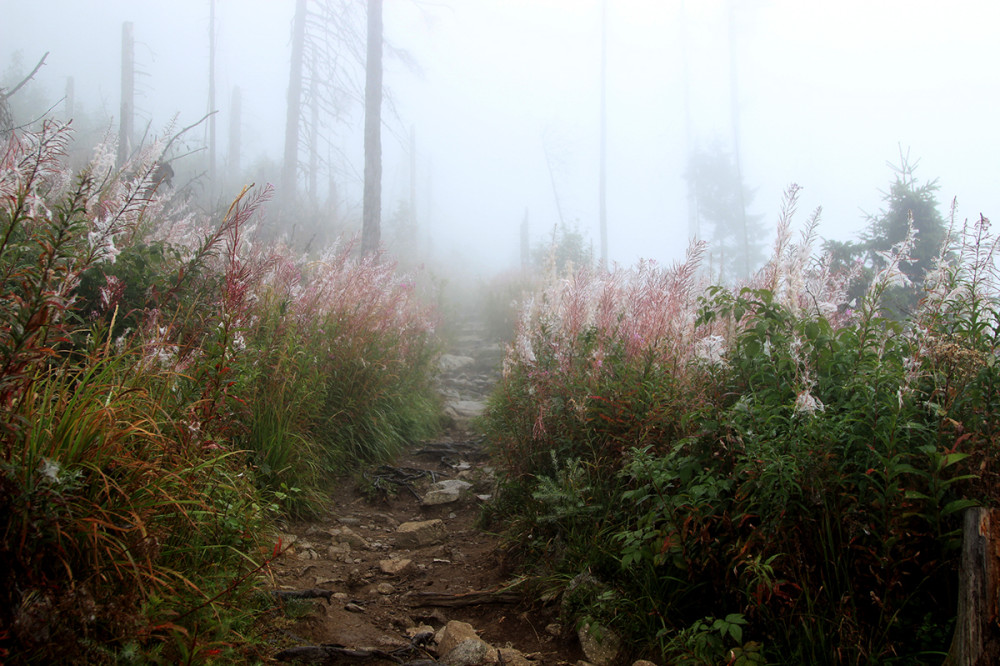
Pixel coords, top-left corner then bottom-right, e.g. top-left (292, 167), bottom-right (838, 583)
top-left (3, 0), bottom-right (998, 276)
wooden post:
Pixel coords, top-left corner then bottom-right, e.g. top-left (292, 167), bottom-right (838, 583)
top-left (946, 507), bottom-right (1000, 666)
top-left (117, 21), bottom-right (134, 168)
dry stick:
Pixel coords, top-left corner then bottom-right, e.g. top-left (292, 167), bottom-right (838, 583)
top-left (161, 110), bottom-right (218, 157)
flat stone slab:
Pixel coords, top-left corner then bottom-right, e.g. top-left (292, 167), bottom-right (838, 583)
top-left (395, 519), bottom-right (447, 548)
top-left (378, 558), bottom-right (413, 575)
top-left (446, 399), bottom-right (486, 419)
top-left (439, 354), bottom-right (476, 372)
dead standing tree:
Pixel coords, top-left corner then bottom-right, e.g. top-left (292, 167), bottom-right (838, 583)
top-left (281, 0), bottom-right (367, 212)
top-left (360, 0), bottom-right (383, 256)
top-left (118, 22), bottom-right (134, 168)
top-left (281, 0), bottom-right (308, 202)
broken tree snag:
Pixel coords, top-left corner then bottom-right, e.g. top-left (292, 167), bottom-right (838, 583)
top-left (946, 507), bottom-right (1000, 666)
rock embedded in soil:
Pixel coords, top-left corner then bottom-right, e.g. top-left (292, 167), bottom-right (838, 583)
top-left (498, 647), bottom-right (535, 666)
top-left (439, 354), bottom-right (476, 372)
top-left (435, 620), bottom-right (483, 655)
top-left (578, 622), bottom-right (621, 666)
top-left (396, 519), bottom-right (447, 547)
top-left (421, 479), bottom-right (474, 506)
top-left (331, 526), bottom-right (369, 549)
top-left (379, 557), bottom-right (414, 575)
top-left (447, 399), bottom-right (487, 421)
top-left (442, 638), bottom-right (493, 666)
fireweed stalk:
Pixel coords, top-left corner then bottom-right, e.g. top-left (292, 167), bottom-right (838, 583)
top-left (0, 121), bottom-right (440, 663)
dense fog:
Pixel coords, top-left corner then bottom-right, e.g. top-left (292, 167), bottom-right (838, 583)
top-left (3, 0), bottom-right (998, 276)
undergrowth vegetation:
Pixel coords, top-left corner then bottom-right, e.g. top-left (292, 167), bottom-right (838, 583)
top-left (0, 122), bottom-right (440, 663)
top-left (483, 185), bottom-right (1000, 663)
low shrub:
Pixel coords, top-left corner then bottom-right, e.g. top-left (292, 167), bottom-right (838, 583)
top-left (483, 187), bottom-right (998, 663)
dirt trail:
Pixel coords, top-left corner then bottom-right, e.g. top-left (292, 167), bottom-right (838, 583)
top-left (265, 317), bottom-right (584, 664)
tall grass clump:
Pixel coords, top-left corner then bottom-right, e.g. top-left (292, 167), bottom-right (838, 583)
top-left (0, 120), bottom-right (440, 662)
top-left (236, 239), bottom-right (441, 485)
top-left (483, 185), bottom-right (999, 663)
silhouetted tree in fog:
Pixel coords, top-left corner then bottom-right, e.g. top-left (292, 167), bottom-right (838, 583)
top-left (686, 142), bottom-right (766, 283)
top-left (826, 152), bottom-right (949, 317)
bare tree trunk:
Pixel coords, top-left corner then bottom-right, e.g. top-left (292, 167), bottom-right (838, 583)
top-left (598, 0), bottom-right (608, 272)
top-left (64, 77), bottom-right (74, 122)
top-left (117, 22), bottom-right (134, 168)
top-left (361, 0), bottom-right (383, 256)
top-left (208, 0), bottom-right (217, 187)
top-left (521, 208), bottom-right (530, 270)
top-left (727, 0), bottom-right (749, 278)
top-left (409, 124), bottom-right (417, 237)
top-left (680, 0), bottom-right (698, 241)
top-left (543, 139), bottom-right (566, 228)
top-left (308, 56), bottom-right (319, 206)
top-left (327, 144), bottom-right (339, 221)
top-left (281, 0), bottom-right (308, 202)
top-left (228, 86), bottom-right (241, 177)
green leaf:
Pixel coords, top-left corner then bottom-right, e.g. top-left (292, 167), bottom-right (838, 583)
top-left (904, 490), bottom-right (931, 501)
top-left (942, 498), bottom-right (979, 516)
top-left (942, 452), bottom-right (971, 468)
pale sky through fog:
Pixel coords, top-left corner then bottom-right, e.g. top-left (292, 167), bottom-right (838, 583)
top-left (3, 0), bottom-right (999, 275)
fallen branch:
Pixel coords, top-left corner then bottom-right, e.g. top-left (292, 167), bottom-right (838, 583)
top-left (408, 589), bottom-right (520, 608)
top-left (2, 52), bottom-right (48, 100)
top-left (275, 630), bottom-right (435, 663)
top-left (415, 440), bottom-right (487, 461)
top-left (270, 588), bottom-right (335, 603)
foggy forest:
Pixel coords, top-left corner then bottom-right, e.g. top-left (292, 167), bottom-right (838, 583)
top-left (3, 1), bottom-right (1000, 664)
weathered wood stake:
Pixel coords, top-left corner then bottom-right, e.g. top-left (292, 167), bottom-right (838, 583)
top-left (946, 507), bottom-right (1000, 666)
